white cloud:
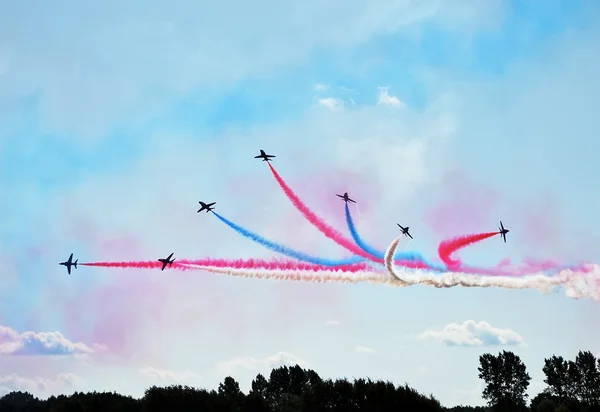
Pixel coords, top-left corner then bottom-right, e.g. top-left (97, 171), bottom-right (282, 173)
top-left (325, 320), bottom-right (340, 326)
top-left (317, 97), bottom-right (346, 110)
top-left (377, 87), bottom-right (405, 107)
top-left (0, 0), bottom-right (504, 137)
top-left (216, 351), bottom-right (309, 376)
top-left (139, 367), bottom-right (202, 384)
top-left (14, 88), bottom-right (453, 365)
top-left (0, 325), bottom-right (104, 356)
top-left (314, 83), bottom-right (329, 92)
top-left (355, 346), bottom-right (376, 354)
top-left (417, 320), bottom-right (524, 347)
top-left (47, 90), bottom-right (452, 260)
top-left (0, 373), bottom-right (84, 397)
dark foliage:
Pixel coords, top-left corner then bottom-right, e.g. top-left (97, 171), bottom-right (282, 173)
top-left (2, 351), bottom-right (600, 411)
top-left (478, 350), bottom-right (531, 411)
top-left (0, 365), bottom-right (440, 412)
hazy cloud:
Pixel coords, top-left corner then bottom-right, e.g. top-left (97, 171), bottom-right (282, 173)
top-left (216, 351), bottom-right (309, 376)
top-left (0, 373), bottom-right (84, 397)
top-left (355, 346), bottom-right (376, 354)
top-left (0, 325), bottom-right (104, 356)
top-left (139, 367), bottom-right (202, 384)
top-left (418, 320), bottom-right (524, 347)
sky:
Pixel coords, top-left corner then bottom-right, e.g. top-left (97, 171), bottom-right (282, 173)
top-left (1, 0), bottom-right (600, 407)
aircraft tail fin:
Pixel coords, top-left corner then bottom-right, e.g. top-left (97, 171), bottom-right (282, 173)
top-left (74, 260), bottom-right (78, 268)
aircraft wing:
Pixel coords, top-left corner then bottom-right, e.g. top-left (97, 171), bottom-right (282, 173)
top-left (67, 266), bottom-right (71, 275)
top-left (348, 198), bottom-right (356, 203)
top-left (408, 233), bottom-right (413, 239)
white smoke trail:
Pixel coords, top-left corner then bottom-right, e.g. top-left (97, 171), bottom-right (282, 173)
top-left (182, 264), bottom-right (408, 287)
top-left (354, 203), bottom-right (362, 222)
top-left (384, 236), bottom-right (600, 300)
top-left (177, 242), bottom-right (600, 300)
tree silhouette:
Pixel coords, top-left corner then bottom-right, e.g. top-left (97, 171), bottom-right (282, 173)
top-left (0, 391), bottom-right (41, 412)
top-left (574, 350), bottom-right (600, 406)
top-left (218, 376), bottom-right (244, 411)
top-left (10, 355), bottom-right (600, 411)
top-left (542, 355), bottom-right (572, 402)
top-left (541, 350), bottom-right (600, 410)
top-left (478, 350), bottom-right (531, 411)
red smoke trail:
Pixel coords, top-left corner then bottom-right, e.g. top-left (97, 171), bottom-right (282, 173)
top-left (188, 264), bottom-right (396, 286)
top-left (180, 258), bottom-right (370, 272)
top-left (80, 261), bottom-right (191, 270)
top-left (267, 163), bottom-right (381, 263)
top-left (438, 232), bottom-right (499, 270)
top-left (81, 258), bottom-right (370, 272)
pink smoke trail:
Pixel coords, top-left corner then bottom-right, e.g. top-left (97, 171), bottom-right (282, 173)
top-left (180, 258), bottom-right (370, 272)
top-left (81, 261), bottom-right (194, 270)
top-left (267, 163), bottom-right (381, 263)
top-left (385, 236), bottom-right (600, 300)
top-left (438, 232), bottom-right (498, 270)
top-left (186, 264), bottom-right (400, 286)
top-left (81, 258), bottom-right (370, 272)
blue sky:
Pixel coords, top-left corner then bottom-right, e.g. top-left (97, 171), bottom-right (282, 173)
top-left (1, 0), bottom-right (600, 406)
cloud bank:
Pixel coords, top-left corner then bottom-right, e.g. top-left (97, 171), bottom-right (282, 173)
top-left (139, 367), bottom-right (202, 384)
top-left (216, 351), bottom-right (309, 376)
top-left (418, 320), bottom-right (524, 347)
top-left (0, 373), bottom-right (84, 397)
top-left (0, 325), bottom-right (103, 356)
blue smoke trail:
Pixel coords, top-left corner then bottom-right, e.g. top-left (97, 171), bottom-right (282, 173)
top-left (212, 211), bottom-right (365, 266)
top-left (344, 203), bottom-right (384, 259)
top-left (344, 203), bottom-right (444, 270)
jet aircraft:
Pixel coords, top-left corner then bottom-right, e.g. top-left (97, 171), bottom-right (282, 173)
top-left (254, 150), bottom-right (276, 162)
top-left (197, 201), bottom-right (216, 213)
top-left (498, 221), bottom-right (509, 243)
top-left (336, 192), bottom-right (356, 203)
top-left (59, 253), bottom-right (78, 275)
top-left (397, 224), bottom-right (413, 240)
top-left (158, 252), bottom-right (175, 271)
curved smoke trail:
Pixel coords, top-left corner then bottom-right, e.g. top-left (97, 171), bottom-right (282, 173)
top-left (384, 236), bottom-right (600, 300)
top-left (344, 203), bottom-right (442, 270)
top-left (267, 163), bottom-right (382, 263)
top-left (344, 202), bottom-right (383, 259)
top-left (212, 211), bottom-right (365, 266)
top-left (438, 232), bottom-right (498, 269)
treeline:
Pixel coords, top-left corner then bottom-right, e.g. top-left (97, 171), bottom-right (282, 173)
top-left (1, 350), bottom-right (599, 411)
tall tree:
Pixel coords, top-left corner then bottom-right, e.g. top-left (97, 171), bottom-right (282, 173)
top-left (250, 373), bottom-right (269, 398)
top-left (218, 377), bottom-right (244, 412)
top-left (574, 350), bottom-right (600, 406)
top-left (542, 355), bottom-right (570, 402)
top-left (478, 350), bottom-right (531, 411)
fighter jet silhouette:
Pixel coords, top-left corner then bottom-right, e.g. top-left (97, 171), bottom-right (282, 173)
top-left (59, 253), bottom-right (78, 275)
top-left (397, 224), bottom-right (413, 240)
top-left (197, 201), bottom-right (216, 213)
top-left (254, 150), bottom-right (275, 162)
top-left (336, 192), bottom-right (356, 203)
top-left (498, 221), bottom-right (510, 243)
top-left (158, 252), bottom-right (175, 271)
